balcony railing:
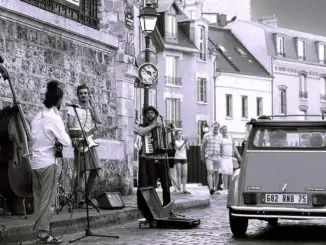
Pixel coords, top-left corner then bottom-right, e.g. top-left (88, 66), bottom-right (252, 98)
top-left (165, 120), bottom-right (183, 128)
top-left (198, 53), bottom-right (206, 61)
top-left (21, 0), bottom-right (99, 29)
top-left (165, 76), bottom-right (182, 86)
top-left (299, 91), bottom-right (308, 99)
top-left (165, 32), bottom-right (177, 39)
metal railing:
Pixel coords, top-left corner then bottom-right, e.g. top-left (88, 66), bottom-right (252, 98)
top-left (165, 76), bottom-right (182, 86)
top-left (299, 91), bottom-right (308, 99)
top-left (165, 120), bottom-right (182, 128)
top-left (165, 32), bottom-right (177, 39)
top-left (21, 0), bottom-right (99, 29)
top-left (321, 94), bottom-right (326, 101)
top-left (198, 53), bottom-right (206, 61)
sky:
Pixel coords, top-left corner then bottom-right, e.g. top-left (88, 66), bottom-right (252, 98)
top-left (251, 0), bottom-right (326, 36)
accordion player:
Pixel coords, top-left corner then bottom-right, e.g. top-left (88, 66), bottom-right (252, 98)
top-left (144, 125), bottom-right (175, 155)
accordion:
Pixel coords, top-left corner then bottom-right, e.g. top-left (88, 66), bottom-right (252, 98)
top-left (144, 127), bottom-right (168, 155)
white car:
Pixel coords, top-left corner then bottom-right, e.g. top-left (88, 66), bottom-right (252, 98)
top-left (228, 116), bottom-right (326, 237)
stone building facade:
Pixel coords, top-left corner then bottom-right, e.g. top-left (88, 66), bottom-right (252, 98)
top-left (0, 0), bottom-right (137, 196)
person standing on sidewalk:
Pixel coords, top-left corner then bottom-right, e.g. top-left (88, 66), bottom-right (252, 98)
top-left (174, 130), bottom-right (190, 194)
top-left (219, 125), bottom-right (242, 194)
top-left (31, 81), bottom-right (71, 244)
top-left (200, 122), bottom-right (222, 195)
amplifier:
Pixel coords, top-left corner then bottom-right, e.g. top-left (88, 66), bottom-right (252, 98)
top-left (96, 192), bottom-right (125, 210)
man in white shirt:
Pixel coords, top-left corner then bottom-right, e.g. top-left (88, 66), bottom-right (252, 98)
top-left (31, 81), bottom-right (71, 244)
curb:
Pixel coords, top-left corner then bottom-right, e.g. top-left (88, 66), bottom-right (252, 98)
top-left (4, 197), bottom-right (210, 243)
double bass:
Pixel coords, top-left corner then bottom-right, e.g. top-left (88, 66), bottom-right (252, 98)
top-left (0, 56), bottom-right (33, 215)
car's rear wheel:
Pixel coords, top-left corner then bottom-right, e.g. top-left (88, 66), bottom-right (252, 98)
top-left (229, 210), bottom-right (248, 237)
top-left (267, 218), bottom-right (278, 226)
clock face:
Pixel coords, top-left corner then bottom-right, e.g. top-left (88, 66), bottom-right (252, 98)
top-left (138, 63), bottom-right (158, 86)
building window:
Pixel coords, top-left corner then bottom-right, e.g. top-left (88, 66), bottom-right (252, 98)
top-left (299, 74), bottom-right (308, 99)
top-left (321, 77), bottom-right (326, 101)
top-left (297, 40), bottom-right (305, 60)
top-left (165, 56), bottom-right (181, 85)
top-left (189, 10), bottom-right (195, 19)
top-left (21, 0), bottom-right (99, 29)
top-left (197, 78), bottom-right (207, 103)
top-left (241, 95), bottom-right (248, 118)
top-left (279, 89), bottom-right (287, 114)
top-left (165, 15), bottom-right (177, 39)
top-left (276, 36), bottom-right (284, 56)
top-left (225, 94), bottom-right (233, 117)
top-left (165, 98), bottom-right (181, 128)
top-left (319, 44), bottom-right (326, 64)
top-left (256, 97), bottom-right (263, 116)
top-left (198, 26), bottom-right (206, 61)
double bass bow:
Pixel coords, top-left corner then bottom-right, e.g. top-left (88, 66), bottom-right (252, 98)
top-left (0, 56), bottom-right (33, 201)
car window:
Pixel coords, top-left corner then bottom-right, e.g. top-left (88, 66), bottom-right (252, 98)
top-left (252, 128), bottom-right (326, 148)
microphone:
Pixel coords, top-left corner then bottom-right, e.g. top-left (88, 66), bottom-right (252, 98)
top-left (66, 103), bottom-right (79, 107)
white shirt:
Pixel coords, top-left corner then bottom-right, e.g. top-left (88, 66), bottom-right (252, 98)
top-left (31, 107), bottom-right (71, 169)
top-left (67, 105), bottom-right (94, 132)
top-left (175, 139), bottom-right (188, 159)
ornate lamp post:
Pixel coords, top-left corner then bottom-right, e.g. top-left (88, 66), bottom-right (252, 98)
top-left (138, 1), bottom-right (159, 109)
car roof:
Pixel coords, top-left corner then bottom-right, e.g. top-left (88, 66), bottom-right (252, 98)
top-left (251, 120), bottom-right (326, 127)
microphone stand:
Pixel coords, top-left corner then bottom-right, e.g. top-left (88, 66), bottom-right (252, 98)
top-left (68, 104), bottom-right (119, 243)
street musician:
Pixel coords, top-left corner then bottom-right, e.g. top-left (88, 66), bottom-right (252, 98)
top-left (135, 106), bottom-right (171, 207)
top-left (67, 84), bottom-right (102, 208)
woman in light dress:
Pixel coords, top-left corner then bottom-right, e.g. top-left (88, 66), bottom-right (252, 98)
top-left (219, 125), bottom-right (242, 194)
top-left (174, 130), bottom-right (191, 194)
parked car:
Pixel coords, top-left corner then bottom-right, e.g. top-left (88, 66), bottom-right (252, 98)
top-left (227, 116), bottom-right (326, 237)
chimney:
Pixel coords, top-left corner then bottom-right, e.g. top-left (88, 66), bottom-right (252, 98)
top-left (258, 15), bottom-right (278, 27)
top-left (217, 14), bottom-right (227, 27)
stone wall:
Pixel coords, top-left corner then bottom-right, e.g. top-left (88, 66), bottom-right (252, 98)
top-left (0, 0), bottom-right (137, 196)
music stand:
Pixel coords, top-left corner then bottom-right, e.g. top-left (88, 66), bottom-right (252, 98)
top-left (68, 105), bottom-right (119, 243)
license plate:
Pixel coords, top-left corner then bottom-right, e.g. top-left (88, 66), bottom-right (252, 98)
top-left (265, 194), bottom-right (308, 204)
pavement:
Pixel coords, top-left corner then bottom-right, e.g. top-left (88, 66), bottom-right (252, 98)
top-left (0, 184), bottom-right (210, 244)
top-left (31, 192), bottom-right (326, 245)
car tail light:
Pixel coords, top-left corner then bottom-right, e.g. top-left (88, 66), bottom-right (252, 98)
top-left (312, 194), bottom-right (326, 206)
top-left (243, 193), bottom-right (257, 205)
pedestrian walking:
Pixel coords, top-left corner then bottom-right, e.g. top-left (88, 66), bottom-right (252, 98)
top-left (219, 125), bottom-right (242, 194)
top-left (200, 122), bottom-right (222, 195)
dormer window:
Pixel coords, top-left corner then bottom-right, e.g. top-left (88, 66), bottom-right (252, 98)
top-left (218, 44), bottom-right (227, 54)
top-left (165, 15), bottom-right (177, 39)
top-left (236, 47), bottom-right (247, 57)
top-left (297, 39), bottom-right (305, 61)
top-left (198, 26), bottom-right (206, 61)
top-left (318, 43), bottom-right (326, 64)
top-left (276, 35), bottom-right (284, 56)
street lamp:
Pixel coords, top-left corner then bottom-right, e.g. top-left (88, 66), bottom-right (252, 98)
top-left (138, 2), bottom-right (159, 109)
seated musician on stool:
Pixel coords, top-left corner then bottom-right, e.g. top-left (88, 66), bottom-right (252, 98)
top-left (67, 84), bottom-right (102, 208)
top-left (136, 106), bottom-right (171, 206)
top-left (31, 80), bottom-right (71, 244)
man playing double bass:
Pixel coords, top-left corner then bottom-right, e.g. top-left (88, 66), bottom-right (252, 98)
top-left (31, 80), bottom-right (71, 244)
top-left (67, 84), bottom-right (102, 208)
top-left (136, 106), bottom-right (171, 207)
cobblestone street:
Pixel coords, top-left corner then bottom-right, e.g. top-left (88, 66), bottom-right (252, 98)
top-left (27, 194), bottom-right (326, 245)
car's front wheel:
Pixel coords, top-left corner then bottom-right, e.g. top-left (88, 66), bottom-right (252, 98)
top-left (229, 210), bottom-right (248, 237)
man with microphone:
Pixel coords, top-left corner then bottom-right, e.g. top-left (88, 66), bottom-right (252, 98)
top-left (66, 84), bottom-right (102, 208)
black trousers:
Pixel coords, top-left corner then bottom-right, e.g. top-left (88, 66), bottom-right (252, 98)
top-left (137, 157), bottom-right (171, 208)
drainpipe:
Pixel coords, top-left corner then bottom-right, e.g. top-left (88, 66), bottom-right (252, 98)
top-left (271, 56), bottom-right (274, 115)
